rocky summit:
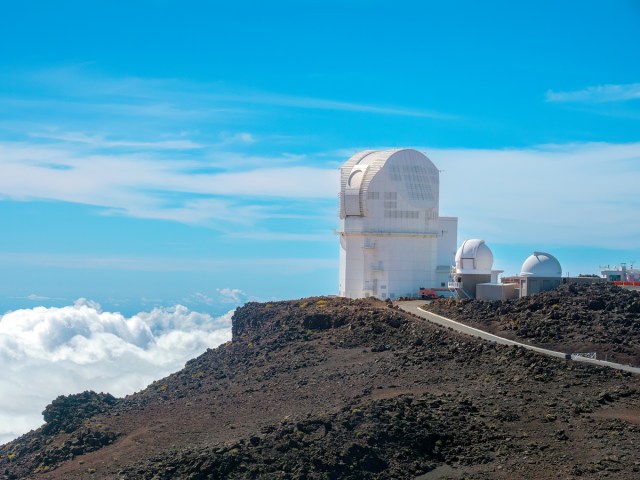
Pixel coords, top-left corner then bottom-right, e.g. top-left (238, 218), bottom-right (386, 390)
top-left (2, 294), bottom-right (640, 479)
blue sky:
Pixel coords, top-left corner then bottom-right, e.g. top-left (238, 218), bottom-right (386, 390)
top-left (1, 0), bottom-right (639, 315)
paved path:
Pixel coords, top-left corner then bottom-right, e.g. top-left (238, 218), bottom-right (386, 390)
top-left (397, 300), bottom-right (640, 375)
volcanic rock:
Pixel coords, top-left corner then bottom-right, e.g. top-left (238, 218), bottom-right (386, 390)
top-left (426, 283), bottom-right (640, 366)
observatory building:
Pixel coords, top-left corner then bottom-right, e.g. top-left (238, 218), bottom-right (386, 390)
top-left (450, 239), bottom-right (502, 299)
top-left (338, 148), bottom-right (458, 299)
top-left (518, 251), bottom-right (563, 296)
top-left (450, 240), bottom-right (567, 300)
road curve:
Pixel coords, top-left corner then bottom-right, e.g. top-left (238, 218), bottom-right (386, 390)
top-left (397, 300), bottom-right (640, 375)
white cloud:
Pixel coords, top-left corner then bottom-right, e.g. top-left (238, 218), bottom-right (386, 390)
top-left (218, 131), bottom-right (255, 145)
top-left (432, 142), bottom-right (640, 249)
top-left (17, 66), bottom-right (454, 120)
top-left (183, 292), bottom-right (215, 306)
top-left (0, 141), bottom-right (338, 226)
top-left (546, 83), bottom-right (640, 103)
top-left (23, 294), bottom-right (50, 301)
top-left (0, 301), bottom-right (233, 444)
top-left (237, 91), bottom-right (454, 119)
top-left (216, 288), bottom-right (247, 304)
top-left (30, 130), bottom-right (205, 150)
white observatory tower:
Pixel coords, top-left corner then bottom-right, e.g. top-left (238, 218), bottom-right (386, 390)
top-left (451, 239), bottom-right (495, 298)
top-left (338, 148), bottom-right (458, 299)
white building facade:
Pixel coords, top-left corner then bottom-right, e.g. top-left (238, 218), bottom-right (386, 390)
top-left (338, 149), bottom-right (458, 299)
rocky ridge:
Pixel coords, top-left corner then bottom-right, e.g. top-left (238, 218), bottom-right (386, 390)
top-left (1, 294), bottom-right (639, 479)
top-left (425, 283), bottom-right (640, 366)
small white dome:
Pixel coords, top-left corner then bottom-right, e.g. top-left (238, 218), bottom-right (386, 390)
top-left (520, 251), bottom-right (562, 277)
top-left (455, 239), bottom-right (493, 274)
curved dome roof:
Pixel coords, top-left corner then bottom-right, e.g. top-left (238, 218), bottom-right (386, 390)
top-left (339, 148), bottom-right (439, 217)
top-left (520, 252), bottom-right (562, 277)
top-left (455, 239), bottom-right (493, 274)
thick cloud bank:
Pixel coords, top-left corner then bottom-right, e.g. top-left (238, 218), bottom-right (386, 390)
top-left (0, 299), bottom-right (233, 444)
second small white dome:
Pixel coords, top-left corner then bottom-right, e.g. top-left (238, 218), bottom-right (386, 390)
top-left (520, 251), bottom-right (562, 277)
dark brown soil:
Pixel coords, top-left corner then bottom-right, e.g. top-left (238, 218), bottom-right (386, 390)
top-left (2, 295), bottom-right (640, 479)
top-left (425, 283), bottom-right (640, 366)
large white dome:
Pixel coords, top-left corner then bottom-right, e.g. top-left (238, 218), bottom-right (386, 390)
top-left (455, 239), bottom-right (493, 274)
top-left (520, 251), bottom-right (562, 277)
top-left (339, 148), bottom-right (439, 218)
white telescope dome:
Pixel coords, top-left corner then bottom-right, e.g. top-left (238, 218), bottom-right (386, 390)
top-left (520, 252), bottom-right (562, 277)
top-left (455, 239), bottom-right (493, 274)
top-left (339, 148), bottom-right (440, 218)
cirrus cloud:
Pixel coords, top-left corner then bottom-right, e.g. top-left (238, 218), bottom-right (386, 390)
top-left (0, 140), bottom-right (338, 228)
top-left (546, 83), bottom-right (640, 103)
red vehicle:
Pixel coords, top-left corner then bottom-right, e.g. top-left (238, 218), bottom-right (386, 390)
top-left (418, 288), bottom-right (438, 300)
